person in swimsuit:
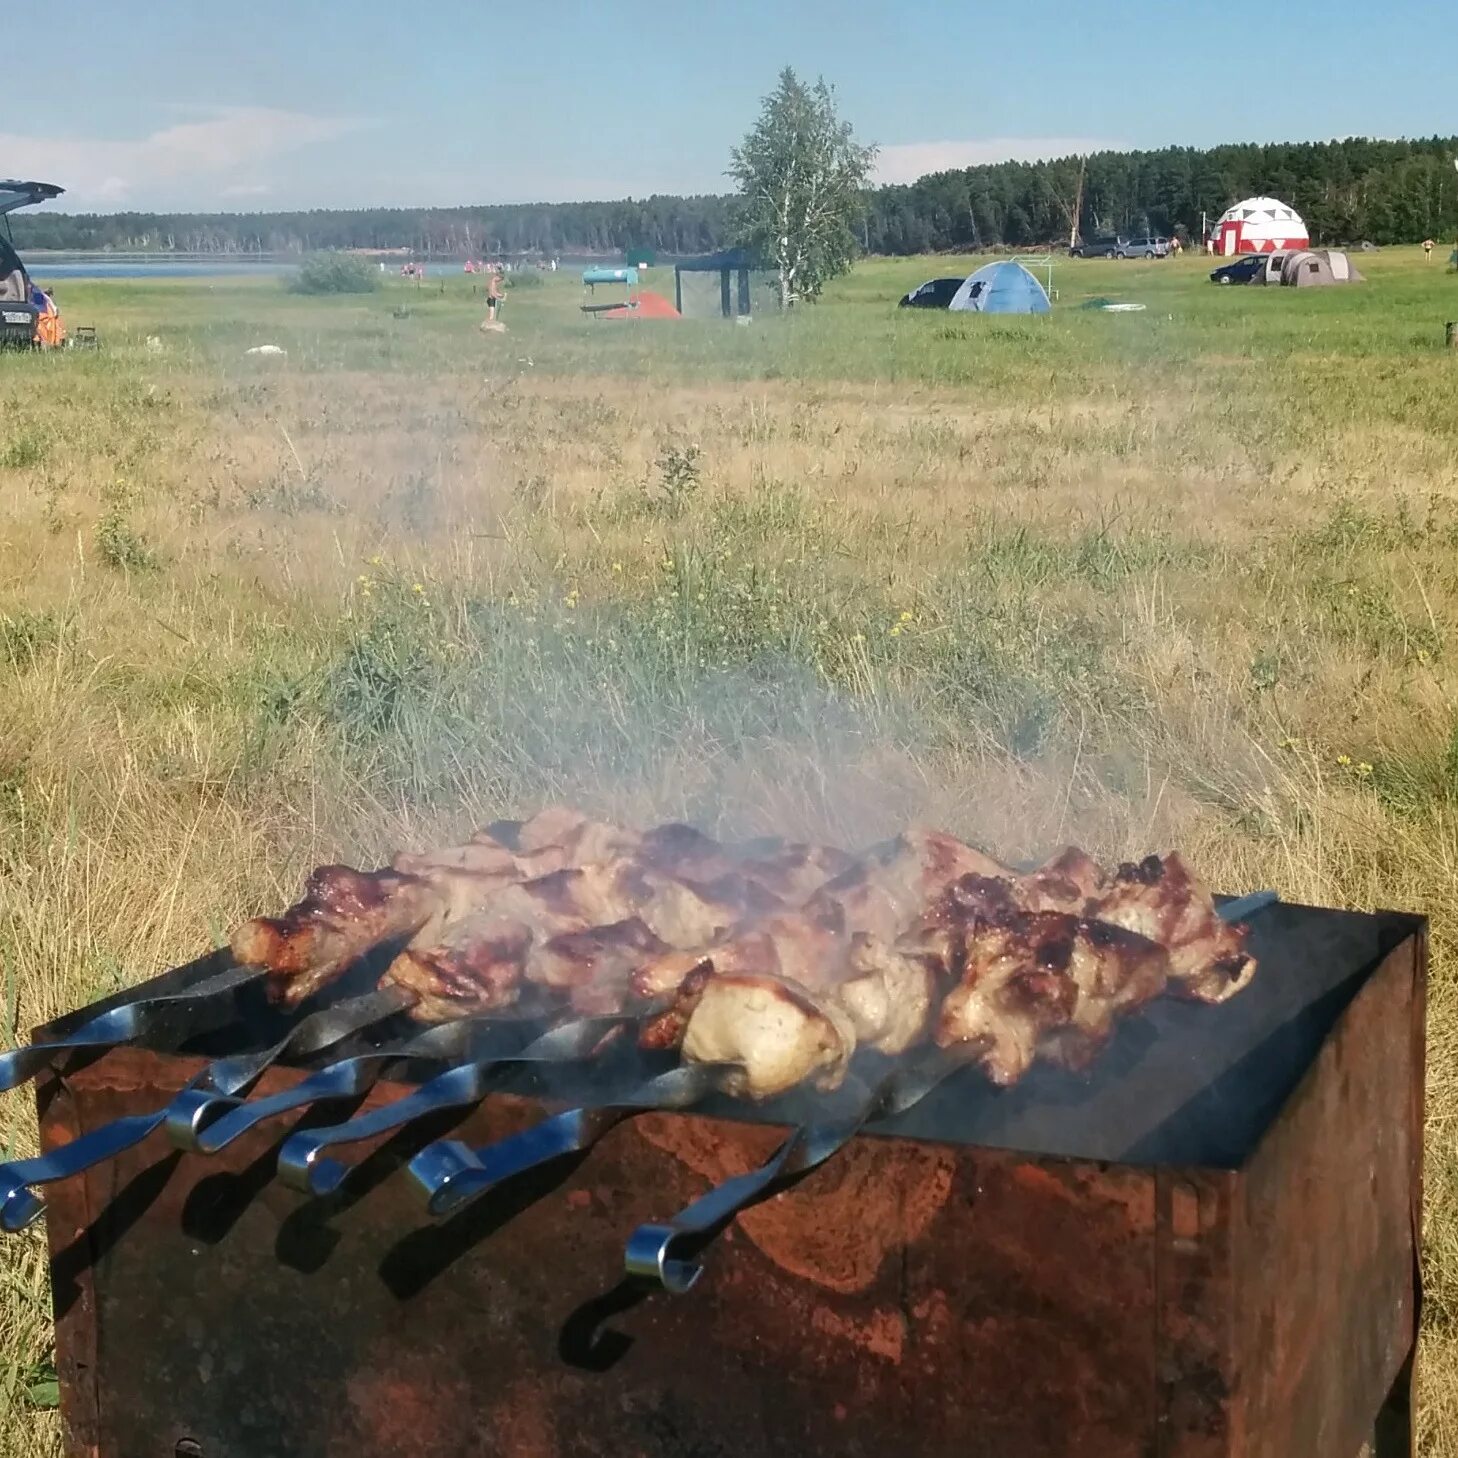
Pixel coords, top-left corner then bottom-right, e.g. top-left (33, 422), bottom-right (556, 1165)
top-left (486, 268), bottom-right (504, 323)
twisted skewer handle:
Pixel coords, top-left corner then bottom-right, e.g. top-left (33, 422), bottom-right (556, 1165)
top-left (277, 1013), bottom-right (633, 1198)
top-left (408, 1062), bottom-right (736, 1220)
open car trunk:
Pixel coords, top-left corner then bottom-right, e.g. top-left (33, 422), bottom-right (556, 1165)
top-left (0, 180), bottom-right (64, 346)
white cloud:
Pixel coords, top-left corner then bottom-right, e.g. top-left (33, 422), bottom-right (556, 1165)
top-left (873, 138), bottom-right (1126, 185)
top-left (0, 107), bottom-right (364, 210)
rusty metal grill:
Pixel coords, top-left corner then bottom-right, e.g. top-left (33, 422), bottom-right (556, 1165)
top-left (25, 898), bottom-right (1425, 1458)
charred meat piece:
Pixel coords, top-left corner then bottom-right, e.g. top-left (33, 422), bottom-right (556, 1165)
top-left (388, 860), bottom-right (795, 1022)
top-left (231, 866), bottom-right (443, 1010)
top-left (935, 911), bottom-right (1168, 1085)
top-left (1090, 853), bottom-right (1255, 1003)
top-left (234, 844), bottom-right (582, 1009)
top-left (381, 920), bottom-right (535, 1023)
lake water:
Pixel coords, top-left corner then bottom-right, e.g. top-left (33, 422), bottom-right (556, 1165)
top-left (26, 260), bottom-right (297, 280)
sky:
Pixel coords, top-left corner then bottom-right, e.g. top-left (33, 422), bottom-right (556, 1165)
top-left (12, 1), bottom-right (1456, 214)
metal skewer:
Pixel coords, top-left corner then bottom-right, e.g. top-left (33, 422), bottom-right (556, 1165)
top-left (624, 1046), bottom-right (973, 1293)
top-left (175, 1011), bottom-right (515, 1157)
top-left (0, 961), bottom-right (261, 1095)
top-left (0, 985), bottom-right (413, 1234)
top-left (276, 1013), bottom-right (637, 1198)
top-left (163, 985), bottom-right (418, 1151)
top-left (407, 1060), bottom-right (743, 1220)
top-left (1218, 889), bottom-right (1279, 923)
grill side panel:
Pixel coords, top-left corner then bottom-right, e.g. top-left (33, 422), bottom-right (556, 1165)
top-left (46, 1051), bottom-right (1162, 1458)
top-left (1229, 929), bottom-right (1423, 1458)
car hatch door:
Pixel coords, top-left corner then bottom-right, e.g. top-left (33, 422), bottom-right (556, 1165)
top-left (0, 181), bottom-right (64, 216)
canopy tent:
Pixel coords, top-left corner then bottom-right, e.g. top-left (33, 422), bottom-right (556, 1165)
top-left (948, 261), bottom-right (1051, 315)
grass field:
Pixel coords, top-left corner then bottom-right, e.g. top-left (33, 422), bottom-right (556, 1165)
top-left (2, 247), bottom-right (1457, 1451)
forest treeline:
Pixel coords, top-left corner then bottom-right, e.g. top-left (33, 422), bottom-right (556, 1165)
top-left (12, 136), bottom-right (1458, 256)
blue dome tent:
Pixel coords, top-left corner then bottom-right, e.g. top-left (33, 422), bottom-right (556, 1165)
top-left (948, 261), bottom-right (1051, 315)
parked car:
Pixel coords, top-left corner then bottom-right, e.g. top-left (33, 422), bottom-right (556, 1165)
top-left (898, 276), bottom-right (965, 309)
top-left (1124, 235), bottom-right (1170, 259)
top-left (1070, 236), bottom-right (1129, 258)
top-left (0, 179), bottom-right (65, 347)
top-left (1209, 256), bottom-right (1266, 285)
top-left (1071, 235), bottom-right (1168, 259)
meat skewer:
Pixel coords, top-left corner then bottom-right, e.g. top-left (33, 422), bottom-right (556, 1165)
top-left (168, 1009), bottom-right (532, 1157)
top-left (275, 1012), bottom-right (638, 1197)
top-left (407, 1060), bottom-right (745, 1221)
top-left (621, 890), bottom-right (1273, 1294)
top-left (623, 1042), bottom-right (973, 1293)
top-left (0, 985), bottom-right (421, 1233)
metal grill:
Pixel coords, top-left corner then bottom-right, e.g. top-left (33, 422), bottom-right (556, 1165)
top-left (19, 898), bottom-right (1425, 1458)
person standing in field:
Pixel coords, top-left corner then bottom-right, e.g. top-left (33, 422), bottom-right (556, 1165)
top-left (1423, 238), bottom-right (1435, 261)
top-left (485, 267), bottom-right (504, 326)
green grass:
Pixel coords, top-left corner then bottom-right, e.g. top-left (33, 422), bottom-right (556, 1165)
top-left (3, 246), bottom-right (1458, 1453)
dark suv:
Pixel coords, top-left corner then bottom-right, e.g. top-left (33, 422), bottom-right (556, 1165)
top-left (0, 180), bottom-right (64, 346)
top-left (1069, 235), bottom-right (1130, 258)
top-left (1070, 234), bottom-right (1168, 259)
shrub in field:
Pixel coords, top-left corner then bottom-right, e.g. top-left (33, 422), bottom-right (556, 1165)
top-left (289, 253), bottom-right (380, 295)
top-left (648, 440), bottom-right (702, 516)
top-left (0, 609), bottom-right (61, 667)
top-left (0, 427), bottom-right (49, 470)
top-left (95, 506), bottom-right (158, 571)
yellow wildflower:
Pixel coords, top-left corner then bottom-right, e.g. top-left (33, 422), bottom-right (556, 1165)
top-left (899, 610), bottom-right (914, 623)
top-left (1356, 762), bottom-right (1373, 777)
top-left (611, 561), bottom-right (624, 573)
top-left (412, 582), bottom-right (424, 594)
top-left (889, 625), bottom-right (901, 637)
top-left (1335, 754), bottom-right (1352, 767)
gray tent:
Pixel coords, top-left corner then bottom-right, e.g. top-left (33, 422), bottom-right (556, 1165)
top-left (1319, 249), bottom-right (1363, 282)
top-left (1280, 250), bottom-right (1364, 287)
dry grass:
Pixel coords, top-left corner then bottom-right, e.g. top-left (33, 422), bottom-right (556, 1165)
top-left (1, 250), bottom-right (1456, 1450)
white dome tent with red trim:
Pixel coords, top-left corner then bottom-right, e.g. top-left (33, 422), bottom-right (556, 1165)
top-left (1210, 196), bottom-right (1309, 256)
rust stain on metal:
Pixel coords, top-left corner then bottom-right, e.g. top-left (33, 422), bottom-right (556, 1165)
top-left (637, 1114), bottom-right (955, 1292)
top-left (484, 1377), bottom-right (558, 1458)
top-left (808, 1304), bottom-right (907, 1363)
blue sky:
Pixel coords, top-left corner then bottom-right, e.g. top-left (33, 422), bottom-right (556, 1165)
top-left (13, 1), bottom-right (1455, 213)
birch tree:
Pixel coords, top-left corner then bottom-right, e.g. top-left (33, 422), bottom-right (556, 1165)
top-left (728, 69), bottom-right (876, 308)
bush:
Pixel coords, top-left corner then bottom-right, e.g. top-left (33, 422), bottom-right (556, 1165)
top-left (289, 253), bottom-right (380, 296)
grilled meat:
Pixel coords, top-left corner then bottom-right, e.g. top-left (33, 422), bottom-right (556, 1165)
top-left (230, 865), bottom-right (444, 1010)
top-left (934, 911), bottom-right (1169, 1085)
top-left (386, 858), bottom-right (799, 1022)
top-left (232, 813), bottom-right (1258, 1104)
top-left (1090, 853), bottom-right (1255, 1003)
top-left (801, 829), bottom-right (1011, 945)
top-left (232, 840), bottom-right (580, 1009)
top-left (677, 972), bottom-right (857, 1100)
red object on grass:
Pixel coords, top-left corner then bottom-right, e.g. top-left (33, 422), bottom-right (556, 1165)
top-left (604, 289), bottom-right (681, 319)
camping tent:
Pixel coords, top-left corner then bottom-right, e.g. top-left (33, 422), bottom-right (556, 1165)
top-left (1279, 250), bottom-right (1363, 287)
top-left (948, 261), bottom-right (1050, 315)
top-left (1211, 197), bottom-right (1308, 256)
top-left (1318, 249), bottom-right (1363, 283)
